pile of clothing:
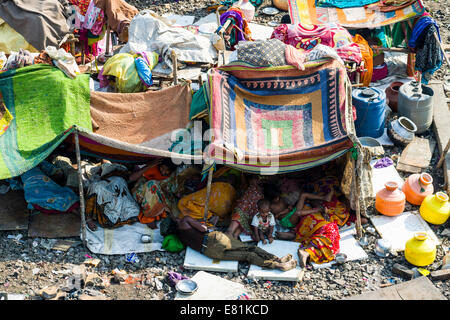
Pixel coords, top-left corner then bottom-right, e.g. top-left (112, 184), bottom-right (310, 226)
top-left (1, 47), bottom-right (80, 79)
top-left (98, 51), bottom-right (159, 93)
top-left (270, 22), bottom-right (363, 66)
top-left (67, 0), bottom-right (139, 59)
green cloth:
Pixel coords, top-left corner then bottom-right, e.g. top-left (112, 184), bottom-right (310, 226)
top-left (279, 207), bottom-right (296, 229)
top-left (189, 83), bottom-right (208, 120)
top-left (162, 234), bottom-right (185, 253)
top-left (0, 64), bottom-right (92, 179)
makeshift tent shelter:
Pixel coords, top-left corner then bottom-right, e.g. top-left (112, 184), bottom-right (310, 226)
top-left (0, 57), bottom-right (370, 244)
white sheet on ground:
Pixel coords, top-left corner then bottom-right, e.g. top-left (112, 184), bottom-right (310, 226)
top-left (370, 159), bottom-right (404, 197)
top-left (370, 211), bottom-right (440, 252)
top-left (162, 13), bottom-right (196, 27)
top-left (183, 246), bottom-right (239, 273)
top-left (247, 239), bottom-right (304, 281)
top-left (175, 271), bottom-right (249, 300)
top-left (83, 222), bottom-right (164, 255)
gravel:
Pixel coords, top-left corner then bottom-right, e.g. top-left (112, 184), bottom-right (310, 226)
top-left (1, 0), bottom-right (449, 301)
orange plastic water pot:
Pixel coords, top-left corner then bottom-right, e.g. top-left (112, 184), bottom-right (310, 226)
top-left (375, 182), bottom-right (405, 216)
top-left (402, 173), bottom-right (434, 206)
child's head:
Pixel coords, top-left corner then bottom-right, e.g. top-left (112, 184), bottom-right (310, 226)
top-left (159, 158), bottom-right (177, 177)
top-left (263, 183), bottom-right (281, 202)
top-left (257, 199), bottom-right (271, 217)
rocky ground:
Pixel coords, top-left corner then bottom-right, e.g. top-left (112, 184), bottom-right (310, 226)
top-left (1, 0), bottom-right (449, 301)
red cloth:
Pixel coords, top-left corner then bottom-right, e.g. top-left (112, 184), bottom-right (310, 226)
top-left (142, 165), bottom-right (169, 181)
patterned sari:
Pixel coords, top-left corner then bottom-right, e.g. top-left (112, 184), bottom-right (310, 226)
top-left (132, 168), bottom-right (169, 225)
top-left (231, 179), bottom-right (264, 234)
top-left (295, 176), bottom-right (350, 263)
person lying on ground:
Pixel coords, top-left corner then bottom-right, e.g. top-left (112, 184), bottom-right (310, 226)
top-left (130, 158), bottom-right (177, 229)
top-left (171, 214), bottom-right (297, 271)
top-left (251, 199), bottom-right (276, 245)
top-left (275, 176), bottom-right (367, 267)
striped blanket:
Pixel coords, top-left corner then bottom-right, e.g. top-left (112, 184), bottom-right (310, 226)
top-left (207, 60), bottom-right (354, 174)
top-left (288, 0), bottom-right (425, 28)
top-left (0, 64), bottom-right (92, 179)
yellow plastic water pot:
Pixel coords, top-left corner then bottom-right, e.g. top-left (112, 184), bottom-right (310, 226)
top-left (404, 232), bottom-right (436, 267)
top-left (420, 192), bottom-right (450, 225)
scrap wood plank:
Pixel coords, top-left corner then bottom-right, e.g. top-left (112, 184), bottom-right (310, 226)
top-left (396, 137), bottom-right (436, 173)
top-left (345, 276), bottom-right (446, 300)
top-left (429, 81), bottom-right (450, 195)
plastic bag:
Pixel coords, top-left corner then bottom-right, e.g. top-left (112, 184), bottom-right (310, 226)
top-left (101, 53), bottom-right (143, 93)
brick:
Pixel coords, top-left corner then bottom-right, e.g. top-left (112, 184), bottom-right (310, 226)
top-left (430, 269), bottom-right (450, 281)
top-left (392, 263), bottom-right (414, 279)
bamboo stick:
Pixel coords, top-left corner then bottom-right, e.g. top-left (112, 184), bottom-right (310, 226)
top-left (202, 166), bottom-right (214, 224)
top-left (171, 50), bottom-right (178, 85)
top-left (433, 32), bottom-right (450, 67)
top-left (74, 130), bottom-right (87, 248)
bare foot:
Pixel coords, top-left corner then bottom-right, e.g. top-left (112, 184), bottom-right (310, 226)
top-left (279, 254), bottom-right (293, 263)
top-left (279, 259), bottom-right (297, 271)
top-left (147, 221), bottom-right (157, 229)
top-left (361, 217), bottom-right (369, 224)
top-left (268, 236), bottom-right (274, 244)
top-left (297, 248), bottom-right (310, 268)
top-left (262, 239), bottom-right (267, 245)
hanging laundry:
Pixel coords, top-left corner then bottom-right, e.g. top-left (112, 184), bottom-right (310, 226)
top-left (408, 15), bottom-right (443, 83)
top-left (353, 34), bottom-right (373, 87)
top-left (271, 23), bottom-right (362, 65)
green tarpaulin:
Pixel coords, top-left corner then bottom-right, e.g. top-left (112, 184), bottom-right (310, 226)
top-left (0, 64), bottom-right (92, 179)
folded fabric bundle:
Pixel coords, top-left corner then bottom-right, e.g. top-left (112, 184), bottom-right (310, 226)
top-left (134, 51), bottom-right (159, 88)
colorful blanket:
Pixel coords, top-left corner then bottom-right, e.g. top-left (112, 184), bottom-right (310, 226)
top-left (206, 60), bottom-right (354, 174)
top-left (0, 64), bottom-right (92, 179)
top-left (288, 0), bottom-right (425, 28)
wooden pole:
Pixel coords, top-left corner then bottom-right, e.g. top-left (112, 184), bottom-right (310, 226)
top-left (437, 139), bottom-right (450, 168)
top-left (433, 32), bottom-right (450, 67)
top-left (74, 130), bottom-right (87, 247)
top-left (352, 156), bottom-right (363, 238)
top-left (105, 23), bottom-right (112, 57)
top-left (171, 50), bottom-right (178, 85)
top-left (202, 166), bottom-right (214, 224)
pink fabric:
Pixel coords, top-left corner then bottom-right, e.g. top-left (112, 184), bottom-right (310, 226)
top-left (271, 23), bottom-right (362, 64)
top-left (285, 44), bottom-right (306, 70)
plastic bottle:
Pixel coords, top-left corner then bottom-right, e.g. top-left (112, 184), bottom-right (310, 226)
top-left (125, 252), bottom-right (139, 263)
top-left (236, 0), bottom-right (255, 22)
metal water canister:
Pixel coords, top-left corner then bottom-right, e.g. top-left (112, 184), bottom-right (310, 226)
top-left (398, 81), bottom-right (434, 134)
top-left (352, 87), bottom-right (386, 138)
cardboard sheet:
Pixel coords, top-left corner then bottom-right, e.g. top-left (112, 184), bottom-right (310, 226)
top-left (175, 271), bottom-right (248, 300)
top-left (370, 211), bottom-right (440, 252)
top-left (183, 246), bottom-right (239, 273)
top-left (247, 240), bottom-right (303, 281)
top-left (370, 160), bottom-right (404, 197)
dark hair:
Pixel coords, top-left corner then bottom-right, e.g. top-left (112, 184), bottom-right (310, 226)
top-left (160, 217), bottom-right (178, 237)
top-left (262, 183), bottom-right (280, 201)
top-left (257, 199), bottom-right (271, 210)
top-left (280, 14), bottom-right (291, 24)
top-left (160, 158), bottom-right (177, 172)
